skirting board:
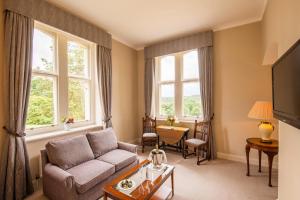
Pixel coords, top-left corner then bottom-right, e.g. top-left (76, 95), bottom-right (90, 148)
top-left (217, 152), bottom-right (278, 169)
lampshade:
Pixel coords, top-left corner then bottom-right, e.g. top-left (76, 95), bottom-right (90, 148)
top-left (248, 101), bottom-right (273, 120)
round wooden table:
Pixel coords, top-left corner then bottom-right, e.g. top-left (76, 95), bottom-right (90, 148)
top-left (245, 138), bottom-right (279, 187)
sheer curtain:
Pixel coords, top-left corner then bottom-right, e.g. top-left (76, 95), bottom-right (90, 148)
top-left (0, 11), bottom-right (34, 200)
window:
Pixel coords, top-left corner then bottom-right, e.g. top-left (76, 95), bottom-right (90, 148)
top-left (26, 22), bottom-right (96, 133)
top-left (155, 50), bottom-right (203, 120)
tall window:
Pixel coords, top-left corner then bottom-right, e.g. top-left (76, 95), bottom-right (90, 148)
top-left (156, 50), bottom-right (203, 120)
top-left (26, 22), bottom-right (96, 133)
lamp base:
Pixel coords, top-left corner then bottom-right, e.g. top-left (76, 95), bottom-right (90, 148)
top-left (259, 122), bottom-right (274, 143)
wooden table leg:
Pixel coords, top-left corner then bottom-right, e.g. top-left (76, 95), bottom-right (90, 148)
top-left (258, 150), bottom-right (262, 173)
top-left (245, 144), bottom-right (250, 176)
top-left (171, 171), bottom-right (174, 197)
top-left (103, 192), bottom-right (108, 200)
top-left (266, 152), bottom-right (276, 187)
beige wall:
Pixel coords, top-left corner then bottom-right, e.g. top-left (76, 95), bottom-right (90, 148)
top-left (262, 0), bottom-right (300, 199)
top-left (111, 39), bottom-right (138, 142)
top-left (137, 22), bottom-right (277, 165)
top-left (214, 22), bottom-right (277, 164)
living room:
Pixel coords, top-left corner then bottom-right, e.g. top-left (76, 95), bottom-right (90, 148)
top-left (0, 0), bottom-right (299, 200)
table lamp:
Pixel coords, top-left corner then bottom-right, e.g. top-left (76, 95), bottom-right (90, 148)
top-left (248, 101), bottom-right (274, 143)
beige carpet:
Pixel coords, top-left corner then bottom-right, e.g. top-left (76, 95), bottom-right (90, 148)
top-left (26, 148), bottom-right (278, 200)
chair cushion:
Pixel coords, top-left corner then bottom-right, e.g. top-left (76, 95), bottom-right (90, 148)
top-left (143, 132), bottom-right (157, 138)
top-left (67, 160), bottom-right (115, 194)
top-left (97, 149), bottom-right (138, 171)
top-left (185, 138), bottom-right (206, 147)
top-left (46, 135), bottom-right (94, 170)
top-left (86, 128), bottom-right (118, 157)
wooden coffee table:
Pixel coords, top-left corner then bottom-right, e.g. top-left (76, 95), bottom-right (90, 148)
top-left (103, 160), bottom-right (174, 200)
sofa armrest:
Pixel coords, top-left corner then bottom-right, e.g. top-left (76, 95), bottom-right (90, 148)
top-left (118, 141), bottom-right (137, 154)
top-left (44, 163), bottom-right (75, 190)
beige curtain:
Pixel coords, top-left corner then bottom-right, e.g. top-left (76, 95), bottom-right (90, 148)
top-left (97, 46), bottom-right (113, 128)
top-left (144, 58), bottom-right (155, 116)
top-left (198, 46), bottom-right (215, 160)
top-left (0, 11), bottom-right (34, 200)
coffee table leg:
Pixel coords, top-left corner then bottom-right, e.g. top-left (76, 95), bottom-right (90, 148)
top-left (245, 144), bottom-right (250, 176)
top-left (103, 192), bottom-right (107, 200)
top-left (171, 171), bottom-right (174, 197)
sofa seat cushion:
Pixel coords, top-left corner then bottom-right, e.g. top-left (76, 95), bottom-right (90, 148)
top-left (46, 135), bottom-right (94, 170)
top-left (97, 149), bottom-right (138, 171)
top-left (67, 160), bottom-right (115, 194)
top-left (87, 128), bottom-right (118, 157)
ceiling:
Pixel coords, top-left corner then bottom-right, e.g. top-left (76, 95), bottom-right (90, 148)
top-left (47, 0), bottom-right (267, 49)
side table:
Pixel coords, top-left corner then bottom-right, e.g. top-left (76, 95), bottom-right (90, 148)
top-left (245, 138), bottom-right (278, 187)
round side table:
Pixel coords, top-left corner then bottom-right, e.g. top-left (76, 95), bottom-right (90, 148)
top-left (245, 138), bottom-right (279, 187)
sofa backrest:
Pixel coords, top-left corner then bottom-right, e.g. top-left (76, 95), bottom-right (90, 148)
top-left (86, 128), bottom-right (118, 158)
top-left (46, 135), bottom-right (94, 170)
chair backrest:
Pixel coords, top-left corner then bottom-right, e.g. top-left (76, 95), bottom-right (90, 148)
top-left (193, 115), bottom-right (214, 142)
top-left (143, 115), bottom-right (156, 133)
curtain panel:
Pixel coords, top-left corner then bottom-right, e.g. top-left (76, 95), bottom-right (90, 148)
top-left (198, 46), bottom-right (215, 160)
top-left (4, 0), bottom-right (112, 49)
top-left (144, 58), bottom-right (155, 116)
top-left (97, 46), bottom-right (113, 128)
top-left (0, 11), bottom-right (34, 200)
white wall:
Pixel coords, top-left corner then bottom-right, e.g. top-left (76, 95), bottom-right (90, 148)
top-left (262, 0), bottom-right (300, 199)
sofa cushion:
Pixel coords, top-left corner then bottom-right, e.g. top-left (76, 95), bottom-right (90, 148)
top-left (97, 149), bottom-right (138, 171)
top-left (67, 160), bottom-right (115, 194)
top-left (46, 135), bottom-right (94, 170)
top-left (86, 128), bottom-right (118, 157)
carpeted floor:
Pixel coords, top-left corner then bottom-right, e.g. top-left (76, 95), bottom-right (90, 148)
top-left (26, 147), bottom-right (278, 200)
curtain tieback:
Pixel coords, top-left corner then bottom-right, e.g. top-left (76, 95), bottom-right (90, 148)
top-left (3, 126), bottom-right (25, 137)
top-left (103, 116), bottom-right (112, 123)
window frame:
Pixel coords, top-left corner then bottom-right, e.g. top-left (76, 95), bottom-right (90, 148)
top-left (155, 49), bottom-right (203, 121)
top-left (26, 22), bottom-right (97, 135)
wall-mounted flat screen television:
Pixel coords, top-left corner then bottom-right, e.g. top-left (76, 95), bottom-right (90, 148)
top-left (272, 39), bottom-right (300, 129)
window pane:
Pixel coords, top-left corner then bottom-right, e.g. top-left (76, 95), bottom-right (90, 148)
top-left (68, 78), bottom-right (90, 121)
top-left (160, 84), bottom-right (175, 116)
top-left (183, 82), bottom-right (202, 117)
top-left (183, 50), bottom-right (199, 80)
top-left (160, 56), bottom-right (175, 81)
top-left (68, 41), bottom-right (89, 77)
top-left (26, 76), bottom-right (56, 128)
top-left (32, 29), bottom-right (55, 72)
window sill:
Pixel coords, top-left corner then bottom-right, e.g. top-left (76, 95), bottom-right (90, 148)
top-left (25, 124), bottom-right (103, 143)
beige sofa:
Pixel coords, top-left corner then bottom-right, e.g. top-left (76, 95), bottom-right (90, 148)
top-left (41, 128), bottom-right (139, 200)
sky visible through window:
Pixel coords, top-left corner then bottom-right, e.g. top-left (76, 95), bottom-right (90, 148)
top-left (32, 29), bottom-right (54, 72)
top-left (160, 50), bottom-right (199, 98)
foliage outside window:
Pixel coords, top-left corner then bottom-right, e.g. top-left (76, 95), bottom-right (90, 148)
top-left (26, 22), bottom-right (95, 133)
top-left (155, 50), bottom-right (203, 120)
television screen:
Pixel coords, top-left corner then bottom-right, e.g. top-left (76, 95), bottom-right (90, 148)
top-left (272, 39), bottom-right (300, 129)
